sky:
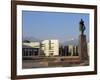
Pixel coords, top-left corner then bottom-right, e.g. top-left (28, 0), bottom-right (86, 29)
top-left (22, 11), bottom-right (89, 43)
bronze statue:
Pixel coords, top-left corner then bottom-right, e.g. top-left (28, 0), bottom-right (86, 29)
top-left (79, 19), bottom-right (86, 35)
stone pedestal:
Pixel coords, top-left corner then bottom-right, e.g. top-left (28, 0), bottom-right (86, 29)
top-left (78, 34), bottom-right (88, 61)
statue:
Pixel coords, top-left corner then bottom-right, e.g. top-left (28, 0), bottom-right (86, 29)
top-left (78, 19), bottom-right (89, 62)
top-left (79, 19), bottom-right (86, 35)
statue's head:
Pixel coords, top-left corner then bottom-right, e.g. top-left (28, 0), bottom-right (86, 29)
top-left (80, 19), bottom-right (84, 25)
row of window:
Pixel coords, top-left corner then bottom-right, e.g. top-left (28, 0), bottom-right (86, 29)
top-left (59, 46), bottom-right (78, 56)
top-left (22, 47), bottom-right (78, 57)
top-left (22, 48), bottom-right (39, 56)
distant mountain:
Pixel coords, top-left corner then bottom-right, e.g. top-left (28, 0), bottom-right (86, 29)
top-left (61, 38), bottom-right (89, 46)
top-left (61, 38), bottom-right (79, 46)
top-left (23, 36), bottom-right (41, 42)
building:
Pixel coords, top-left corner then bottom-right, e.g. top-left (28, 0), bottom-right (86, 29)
top-left (68, 45), bottom-right (78, 56)
top-left (73, 46), bottom-right (78, 56)
top-left (22, 40), bottom-right (79, 57)
top-left (22, 41), bottom-right (40, 56)
top-left (68, 45), bottom-right (74, 56)
top-left (63, 46), bottom-right (69, 56)
top-left (59, 46), bottom-right (69, 56)
top-left (41, 40), bottom-right (59, 56)
top-left (59, 45), bottom-right (79, 56)
top-left (22, 45), bottom-right (40, 56)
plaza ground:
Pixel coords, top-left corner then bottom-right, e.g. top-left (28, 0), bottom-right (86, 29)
top-left (22, 56), bottom-right (89, 69)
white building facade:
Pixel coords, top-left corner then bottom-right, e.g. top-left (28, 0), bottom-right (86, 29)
top-left (68, 45), bottom-right (78, 56)
top-left (41, 40), bottom-right (59, 56)
top-left (68, 45), bottom-right (74, 56)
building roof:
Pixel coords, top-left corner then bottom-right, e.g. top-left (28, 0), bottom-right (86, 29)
top-left (22, 44), bottom-right (33, 48)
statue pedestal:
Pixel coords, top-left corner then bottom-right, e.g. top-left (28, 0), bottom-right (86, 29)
top-left (78, 34), bottom-right (88, 62)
